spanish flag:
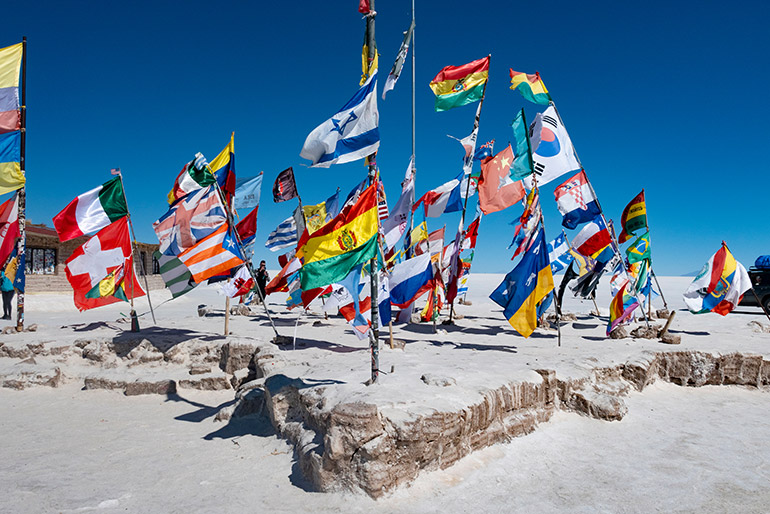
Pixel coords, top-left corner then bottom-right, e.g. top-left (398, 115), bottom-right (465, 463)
top-left (429, 56), bottom-right (489, 112)
top-left (618, 190), bottom-right (647, 243)
top-left (298, 184), bottom-right (378, 291)
top-left (489, 228), bottom-right (554, 338)
top-left (509, 70), bottom-right (551, 105)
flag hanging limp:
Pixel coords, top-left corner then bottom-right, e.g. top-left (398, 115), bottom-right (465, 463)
top-left (429, 56), bottom-right (489, 112)
top-left (300, 72), bottom-right (380, 168)
top-left (382, 20), bottom-right (414, 99)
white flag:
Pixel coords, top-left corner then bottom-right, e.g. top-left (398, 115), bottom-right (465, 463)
top-left (524, 105), bottom-right (581, 189)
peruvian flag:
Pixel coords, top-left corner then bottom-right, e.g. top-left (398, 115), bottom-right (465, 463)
top-left (571, 215), bottom-right (612, 257)
top-left (64, 217), bottom-right (145, 311)
top-left (0, 193), bottom-right (19, 265)
top-left (412, 171), bottom-right (464, 218)
top-left (53, 177), bottom-right (128, 242)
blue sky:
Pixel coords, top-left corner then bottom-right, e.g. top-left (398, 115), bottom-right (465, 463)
top-left (5, 0), bottom-right (769, 275)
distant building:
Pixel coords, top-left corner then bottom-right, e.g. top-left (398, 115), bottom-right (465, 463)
top-left (24, 222), bottom-right (165, 292)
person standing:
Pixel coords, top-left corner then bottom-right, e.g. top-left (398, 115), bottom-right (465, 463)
top-left (0, 269), bottom-right (14, 320)
top-left (256, 260), bottom-right (269, 303)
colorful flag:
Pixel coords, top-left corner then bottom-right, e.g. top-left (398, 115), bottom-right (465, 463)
top-left (167, 153), bottom-right (216, 205)
top-left (683, 243), bottom-right (752, 316)
top-left (429, 56), bottom-right (489, 112)
top-left (64, 217), bottom-right (145, 311)
top-left (266, 256), bottom-right (301, 295)
top-left (337, 264), bottom-right (371, 339)
top-left (360, 14), bottom-right (378, 86)
top-left (509, 188), bottom-right (542, 259)
top-left (389, 252), bottom-right (434, 308)
top-left (553, 170), bottom-right (601, 229)
top-left (303, 201), bottom-right (327, 234)
top-left (0, 131), bottom-right (24, 195)
top-left (548, 231), bottom-right (573, 273)
top-left (300, 71), bottom-right (380, 167)
top-left (5, 243), bottom-right (24, 293)
top-left (524, 105), bottom-right (581, 189)
top-left (0, 192), bottom-right (19, 265)
top-left (415, 227), bottom-right (445, 260)
top-left (233, 172), bottom-right (263, 212)
top-left (489, 228), bottom-right (554, 338)
top-left (510, 109), bottom-right (533, 180)
top-left (618, 190), bottom-right (647, 243)
top-left (221, 265), bottom-right (255, 298)
top-left (509, 70), bottom-right (551, 105)
top-left (272, 167), bottom-right (298, 203)
top-left (178, 224), bottom-right (244, 283)
top-left (154, 250), bottom-right (196, 298)
top-left (298, 184), bottom-right (378, 291)
top-left (0, 42), bottom-right (23, 134)
top-left (461, 215), bottom-right (481, 250)
top-left (235, 206), bottom-right (258, 247)
top-left (53, 176), bottom-right (128, 242)
top-left (377, 179), bottom-right (389, 221)
top-left (85, 262), bottom-right (131, 303)
top-left (382, 157), bottom-right (414, 251)
top-left (474, 140), bottom-right (495, 162)
top-left (478, 144), bottom-right (526, 215)
top-left (382, 20), bottom-right (414, 99)
top-left (607, 282), bottom-right (640, 335)
top-left (210, 134), bottom-right (236, 205)
top-left (413, 171), bottom-right (465, 217)
top-left (571, 216), bottom-right (611, 257)
top-left (626, 231), bottom-right (651, 264)
top-left (153, 185), bottom-right (226, 256)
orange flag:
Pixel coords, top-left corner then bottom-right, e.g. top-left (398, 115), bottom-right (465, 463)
top-left (478, 144), bottom-right (526, 214)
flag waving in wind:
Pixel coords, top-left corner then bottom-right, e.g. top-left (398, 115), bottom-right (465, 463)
top-left (382, 20), bottom-right (414, 99)
top-left (553, 170), bottom-right (601, 229)
top-left (300, 71), bottom-right (380, 168)
top-left (524, 105), bottom-right (581, 188)
top-left (683, 243), bottom-right (751, 316)
top-left (429, 56), bottom-right (489, 112)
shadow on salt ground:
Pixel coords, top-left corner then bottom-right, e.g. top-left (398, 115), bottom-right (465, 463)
top-left (203, 413), bottom-right (277, 440)
top-left (281, 337), bottom-right (365, 354)
top-left (571, 322), bottom-right (601, 330)
top-left (668, 329), bottom-right (710, 336)
top-left (110, 327), bottom-right (223, 353)
top-left (167, 392), bottom-right (236, 423)
top-left (424, 339), bottom-right (519, 353)
top-left (581, 335), bottom-right (608, 342)
top-left (66, 321), bottom-right (115, 332)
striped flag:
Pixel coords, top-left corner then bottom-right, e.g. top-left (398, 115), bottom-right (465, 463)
top-left (153, 185), bottom-right (226, 256)
top-left (154, 250), bottom-right (196, 298)
top-left (377, 179), bottom-right (389, 221)
top-left (265, 212), bottom-right (299, 252)
top-left (178, 224), bottom-right (244, 283)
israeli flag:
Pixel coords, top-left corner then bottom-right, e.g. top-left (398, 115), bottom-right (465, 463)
top-left (300, 71), bottom-right (380, 168)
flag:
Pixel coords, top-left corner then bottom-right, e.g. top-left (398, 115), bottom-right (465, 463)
top-left (683, 243), bottom-right (752, 316)
top-left (265, 209), bottom-right (300, 252)
top-left (382, 157), bottom-right (415, 251)
top-left (445, 220), bottom-right (464, 303)
top-left (461, 216), bottom-right (480, 250)
top-left (358, 0), bottom-right (370, 14)
top-left (382, 20), bottom-right (414, 99)
top-left (389, 252), bottom-right (433, 308)
top-left (553, 170), bottom-right (601, 230)
top-left (607, 282), bottom-right (640, 335)
top-left (153, 185), bottom-right (226, 256)
top-left (298, 184), bottom-right (378, 291)
top-left (339, 265), bottom-right (372, 338)
top-left (236, 206), bottom-right (258, 247)
top-left (489, 228), bottom-right (554, 338)
top-left (510, 109), bottom-right (533, 181)
top-left (377, 270), bottom-right (391, 328)
top-left (478, 144), bottom-right (526, 215)
top-left (415, 227), bottom-right (445, 260)
top-left (266, 256), bottom-right (301, 295)
top-left (457, 253), bottom-right (474, 300)
top-left (5, 243), bottom-right (24, 293)
top-left (0, 192), bottom-right (19, 265)
top-left (64, 217), bottom-right (145, 311)
top-left (376, 179), bottom-right (389, 221)
top-left (343, 179), bottom-right (368, 209)
top-left (210, 134), bottom-right (237, 205)
top-left (524, 105), bottom-right (581, 189)
top-left (272, 167), bottom-right (298, 202)
top-left (509, 188), bottom-right (542, 259)
top-left (325, 189), bottom-right (341, 220)
top-left (0, 42), bottom-right (22, 135)
top-left (548, 231), bottom-right (573, 273)
top-left (429, 56), bottom-right (489, 112)
top-left (626, 231), bottom-right (651, 264)
top-left (413, 171), bottom-right (464, 217)
top-left (154, 250), bottom-right (196, 298)
top-left (53, 176), bottom-right (129, 242)
top-left (509, 70), bottom-right (551, 105)
top-left (233, 173), bottom-right (263, 212)
top-left (474, 140), bottom-right (495, 162)
top-left (300, 71), bottom-right (380, 167)
top-left (618, 190), bottom-right (647, 243)
top-left (167, 152), bottom-right (216, 205)
top-left (571, 216), bottom-right (611, 257)
top-left (178, 224), bottom-right (244, 283)
top-left (303, 201), bottom-right (327, 234)
top-left (360, 14), bottom-right (378, 86)
top-left (0, 131), bottom-right (24, 195)
top-left (221, 266), bottom-right (255, 298)
top-left (85, 262), bottom-right (130, 303)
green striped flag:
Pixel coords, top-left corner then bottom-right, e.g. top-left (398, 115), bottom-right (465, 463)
top-left (155, 251), bottom-right (197, 298)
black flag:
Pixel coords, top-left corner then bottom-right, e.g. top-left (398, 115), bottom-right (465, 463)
top-left (272, 167), bottom-right (298, 203)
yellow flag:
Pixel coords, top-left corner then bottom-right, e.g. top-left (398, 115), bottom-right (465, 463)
top-left (303, 201), bottom-right (327, 234)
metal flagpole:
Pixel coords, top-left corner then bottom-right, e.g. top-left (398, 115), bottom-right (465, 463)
top-left (114, 168), bottom-right (156, 325)
top-left (16, 37), bottom-right (27, 331)
top-left (638, 193), bottom-right (668, 310)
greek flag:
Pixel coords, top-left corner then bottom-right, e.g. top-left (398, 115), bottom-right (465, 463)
top-left (548, 231), bottom-right (573, 274)
top-left (265, 213), bottom-right (298, 252)
top-left (300, 71), bottom-right (380, 168)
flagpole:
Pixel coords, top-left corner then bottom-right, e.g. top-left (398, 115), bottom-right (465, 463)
top-left (640, 192), bottom-right (668, 310)
top-left (15, 37), bottom-right (26, 331)
top-left (405, 0), bottom-right (416, 258)
top-left (549, 102), bottom-right (650, 328)
top-left (365, 0), bottom-right (381, 384)
top-left (448, 59), bottom-right (489, 324)
top-left (115, 168), bottom-right (156, 325)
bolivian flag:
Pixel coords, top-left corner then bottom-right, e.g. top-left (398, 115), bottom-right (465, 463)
top-left (298, 184), bottom-right (378, 291)
top-left (429, 56), bottom-right (489, 112)
top-left (489, 228), bottom-right (554, 338)
top-left (509, 70), bottom-right (551, 105)
top-left (85, 263), bottom-right (129, 303)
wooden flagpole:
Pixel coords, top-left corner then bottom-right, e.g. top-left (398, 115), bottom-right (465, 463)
top-left (15, 37), bottom-right (26, 331)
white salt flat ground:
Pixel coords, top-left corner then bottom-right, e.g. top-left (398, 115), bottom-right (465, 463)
top-left (0, 275), bottom-right (768, 513)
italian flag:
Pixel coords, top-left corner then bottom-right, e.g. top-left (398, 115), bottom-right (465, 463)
top-left (53, 176), bottom-right (128, 242)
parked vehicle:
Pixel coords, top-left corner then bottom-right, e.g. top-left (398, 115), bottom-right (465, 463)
top-left (739, 256), bottom-right (770, 312)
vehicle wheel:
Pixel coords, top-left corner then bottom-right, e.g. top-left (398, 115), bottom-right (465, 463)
top-left (764, 297), bottom-right (770, 315)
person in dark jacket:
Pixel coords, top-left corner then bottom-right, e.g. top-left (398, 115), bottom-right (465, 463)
top-left (255, 260), bottom-right (269, 302)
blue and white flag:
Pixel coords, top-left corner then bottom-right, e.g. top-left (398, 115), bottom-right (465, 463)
top-left (300, 71), bottom-right (380, 168)
top-left (265, 213), bottom-right (298, 252)
top-left (390, 253), bottom-right (434, 308)
top-left (233, 173), bottom-right (263, 212)
top-left (547, 231), bottom-right (574, 273)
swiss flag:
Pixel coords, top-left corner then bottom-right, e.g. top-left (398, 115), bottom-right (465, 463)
top-left (64, 217), bottom-right (145, 311)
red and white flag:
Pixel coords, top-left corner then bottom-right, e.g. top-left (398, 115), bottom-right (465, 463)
top-left (412, 172), bottom-right (464, 218)
top-left (178, 224), bottom-right (244, 283)
top-left (53, 177), bottom-right (128, 242)
top-left (221, 265), bottom-right (254, 298)
top-left (0, 193), bottom-right (19, 265)
top-left (64, 217), bottom-right (145, 311)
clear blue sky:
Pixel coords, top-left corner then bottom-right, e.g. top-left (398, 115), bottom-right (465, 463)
top-left (6, 0), bottom-right (769, 275)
